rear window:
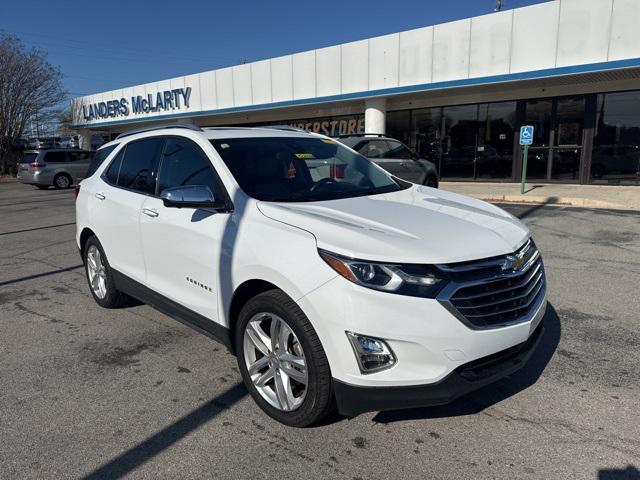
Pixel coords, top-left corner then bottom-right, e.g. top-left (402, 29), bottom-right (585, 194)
top-left (20, 153), bottom-right (38, 164)
top-left (86, 145), bottom-right (117, 177)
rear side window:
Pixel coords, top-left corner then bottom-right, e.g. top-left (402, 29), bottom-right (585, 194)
top-left (86, 145), bottom-right (117, 177)
top-left (68, 151), bottom-right (93, 162)
top-left (44, 151), bottom-right (67, 163)
top-left (116, 138), bottom-right (164, 194)
top-left (104, 150), bottom-right (124, 185)
top-left (157, 137), bottom-right (220, 196)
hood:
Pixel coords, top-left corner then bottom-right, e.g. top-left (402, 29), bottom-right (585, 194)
top-left (256, 185), bottom-right (529, 264)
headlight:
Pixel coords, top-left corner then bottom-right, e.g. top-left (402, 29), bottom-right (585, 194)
top-left (319, 249), bottom-right (447, 298)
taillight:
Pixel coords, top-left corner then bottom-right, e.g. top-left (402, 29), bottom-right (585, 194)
top-left (28, 162), bottom-right (46, 171)
top-left (74, 184), bottom-right (81, 199)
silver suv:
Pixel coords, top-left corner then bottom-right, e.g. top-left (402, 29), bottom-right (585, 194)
top-left (16, 149), bottom-right (93, 189)
top-left (338, 134), bottom-right (439, 188)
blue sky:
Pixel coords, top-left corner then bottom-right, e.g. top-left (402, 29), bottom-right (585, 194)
top-left (1, 0), bottom-right (549, 104)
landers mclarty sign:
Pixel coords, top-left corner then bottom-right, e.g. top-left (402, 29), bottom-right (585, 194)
top-left (82, 87), bottom-right (192, 121)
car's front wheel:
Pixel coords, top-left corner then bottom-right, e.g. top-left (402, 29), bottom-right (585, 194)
top-left (84, 236), bottom-right (129, 308)
top-left (236, 290), bottom-right (334, 427)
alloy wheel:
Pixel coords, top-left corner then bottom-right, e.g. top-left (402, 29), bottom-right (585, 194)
top-left (243, 313), bottom-right (308, 411)
top-left (86, 245), bottom-right (107, 299)
top-left (56, 175), bottom-right (70, 189)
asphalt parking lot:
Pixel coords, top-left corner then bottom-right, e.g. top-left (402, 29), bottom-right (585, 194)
top-left (1, 181), bottom-right (639, 480)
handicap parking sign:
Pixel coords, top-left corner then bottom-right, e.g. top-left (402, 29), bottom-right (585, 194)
top-left (520, 125), bottom-right (534, 146)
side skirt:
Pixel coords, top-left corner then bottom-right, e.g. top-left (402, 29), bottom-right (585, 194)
top-left (112, 270), bottom-right (234, 352)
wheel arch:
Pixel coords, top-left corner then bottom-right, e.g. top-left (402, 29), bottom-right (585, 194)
top-left (227, 279), bottom-right (280, 354)
top-left (79, 227), bottom-right (97, 260)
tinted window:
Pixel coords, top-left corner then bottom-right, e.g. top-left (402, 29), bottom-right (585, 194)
top-left (211, 137), bottom-right (404, 202)
top-left (386, 141), bottom-right (413, 159)
top-left (359, 140), bottom-right (392, 159)
top-left (44, 151), bottom-right (67, 163)
top-left (158, 138), bottom-right (219, 195)
top-left (117, 138), bottom-right (164, 194)
top-left (68, 151), bottom-right (93, 162)
top-left (104, 150), bottom-right (124, 185)
top-left (20, 153), bottom-right (38, 164)
top-left (86, 145), bottom-right (117, 177)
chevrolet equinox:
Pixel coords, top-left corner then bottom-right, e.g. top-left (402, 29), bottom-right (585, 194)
top-left (76, 124), bottom-right (547, 427)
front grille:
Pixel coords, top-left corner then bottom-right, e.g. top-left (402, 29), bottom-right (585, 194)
top-left (438, 240), bottom-right (546, 329)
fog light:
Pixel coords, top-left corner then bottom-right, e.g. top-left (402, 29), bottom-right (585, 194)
top-left (346, 332), bottom-right (396, 374)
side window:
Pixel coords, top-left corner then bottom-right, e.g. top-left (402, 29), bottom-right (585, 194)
top-left (117, 138), bottom-right (164, 194)
top-left (44, 151), bottom-right (67, 163)
top-left (104, 149), bottom-right (124, 185)
top-left (362, 140), bottom-right (392, 159)
top-left (157, 137), bottom-right (220, 196)
top-left (87, 145), bottom-right (117, 177)
top-left (68, 151), bottom-right (93, 162)
top-left (387, 141), bottom-right (414, 160)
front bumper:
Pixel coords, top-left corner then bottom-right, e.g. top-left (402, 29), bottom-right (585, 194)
top-left (333, 319), bottom-right (544, 416)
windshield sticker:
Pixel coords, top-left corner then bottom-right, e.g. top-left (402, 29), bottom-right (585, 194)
top-left (295, 153), bottom-right (315, 159)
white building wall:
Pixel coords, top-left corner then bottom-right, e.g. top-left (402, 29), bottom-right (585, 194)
top-left (74, 0), bottom-right (639, 128)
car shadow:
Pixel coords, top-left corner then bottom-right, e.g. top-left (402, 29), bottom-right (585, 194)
top-left (598, 465), bottom-right (640, 480)
top-left (369, 303), bottom-right (561, 424)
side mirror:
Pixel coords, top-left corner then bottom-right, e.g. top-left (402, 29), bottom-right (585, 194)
top-left (160, 185), bottom-right (225, 210)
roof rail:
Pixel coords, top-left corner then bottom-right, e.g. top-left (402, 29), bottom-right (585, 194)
top-left (116, 122), bottom-right (202, 139)
top-left (336, 133), bottom-right (385, 138)
top-left (261, 125), bottom-right (310, 133)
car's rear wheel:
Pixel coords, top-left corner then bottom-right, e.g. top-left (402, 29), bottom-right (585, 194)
top-left (84, 236), bottom-right (128, 308)
top-left (236, 289), bottom-right (334, 427)
top-left (53, 173), bottom-right (72, 189)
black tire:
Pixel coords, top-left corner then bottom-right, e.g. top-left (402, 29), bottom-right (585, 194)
top-left (235, 289), bottom-right (334, 427)
top-left (35, 185), bottom-right (49, 190)
top-left (83, 236), bottom-right (129, 308)
top-left (424, 174), bottom-right (439, 188)
top-left (53, 173), bottom-right (72, 189)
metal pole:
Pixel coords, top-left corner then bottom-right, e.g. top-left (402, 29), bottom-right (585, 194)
top-left (520, 144), bottom-right (529, 194)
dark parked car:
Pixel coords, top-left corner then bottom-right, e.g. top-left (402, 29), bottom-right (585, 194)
top-left (338, 134), bottom-right (439, 187)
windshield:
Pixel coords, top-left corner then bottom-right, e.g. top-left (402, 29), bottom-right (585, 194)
top-left (210, 137), bottom-right (407, 202)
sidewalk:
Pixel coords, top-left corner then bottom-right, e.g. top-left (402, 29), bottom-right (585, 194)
top-left (441, 182), bottom-right (640, 211)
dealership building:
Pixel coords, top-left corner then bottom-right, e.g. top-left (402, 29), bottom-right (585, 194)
top-left (72, 0), bottom-right (640, 184)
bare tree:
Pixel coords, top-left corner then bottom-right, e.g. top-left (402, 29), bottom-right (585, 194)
top-left (0, 34), bottom-right (66, 173)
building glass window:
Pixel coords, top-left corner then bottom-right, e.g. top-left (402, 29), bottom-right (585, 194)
top-left (386, 110), bottom-right (411, 146)
top-left (592, 91), bottom-right (640, 182)
top-left (476, 102), bottom-right (517, 179)
top-left (440, 104), bottom-right (478, 179)
top-left (413, 107), bottom-right (443, 167)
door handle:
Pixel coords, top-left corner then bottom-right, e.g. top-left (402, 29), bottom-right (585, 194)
top-left (95, 192), bottom-right (105, 200)
top-left (142, 207), bottom-right (159, 218)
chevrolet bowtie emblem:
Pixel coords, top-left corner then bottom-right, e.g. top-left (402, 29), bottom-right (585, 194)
top-left (502, 253), bottom-right (525, 271)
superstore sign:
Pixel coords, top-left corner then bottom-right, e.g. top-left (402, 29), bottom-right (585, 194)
top-left (82, 87), bottom-right (192, 121)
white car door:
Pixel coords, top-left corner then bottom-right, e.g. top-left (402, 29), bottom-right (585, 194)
top-left (93, 137), bottom-right (164, 283)
top-left (139, 136), bottom-right (232, 324)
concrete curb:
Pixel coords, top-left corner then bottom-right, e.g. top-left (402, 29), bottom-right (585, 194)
top-left (469, 193), bottom-right (629, 211)
top-left (0, 177), bottom-right (17, 183)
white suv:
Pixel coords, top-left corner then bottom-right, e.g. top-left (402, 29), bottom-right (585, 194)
top-left (76, 124), bottom-right (547, 427)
